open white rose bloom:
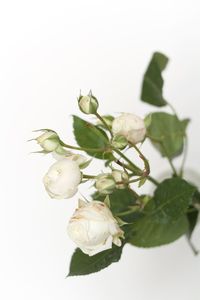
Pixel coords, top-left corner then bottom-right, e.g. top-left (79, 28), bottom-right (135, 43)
top-left (112, 113), bottom-right (146, 144)
top-left (43, 158), bottom-right (81, 199)
top-left (67, 200), bottom-right (124, 256)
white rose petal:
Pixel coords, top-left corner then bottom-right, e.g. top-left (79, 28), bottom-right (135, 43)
top-left (43, 158), bottom-right (81, 199)
top-left (67, 154), bottom-right (88, 166)
top-left (67, 200), bottom-right (124, 256)
top-left (52, 150), bottom-right (88, 166)
top-left (112, 113), bottom-right (146, 144)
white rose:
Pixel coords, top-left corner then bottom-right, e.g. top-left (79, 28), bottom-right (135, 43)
top-left (67, 200), bottom-right (124, 256)
top-left (112, 113), bottom-right (146, 144)
top-left (43, 158), bottom-right (81, 199)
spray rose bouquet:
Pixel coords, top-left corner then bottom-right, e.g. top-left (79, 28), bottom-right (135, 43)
top-left (31, 52), bottom-right (199, 276)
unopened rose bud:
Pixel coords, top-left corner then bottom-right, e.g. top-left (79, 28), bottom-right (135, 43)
top-left (111, 135), bottom-right (128, 149)
top-left (36, 130), bottom-right (61, 152)
top-left (95, 173), bottom-right (116, 195)
top-left (43, 158), bottom-right (81, 199)
top-left (112, 113), bottom-right (146, 144)
top-left (112, 170), bottom-right (129, 189)
top-left (78, 93), bottom-right (99, 114)
top-left (67, 200), bottom-right (124, 256)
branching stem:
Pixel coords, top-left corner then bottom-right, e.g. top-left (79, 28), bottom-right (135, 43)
top-left (94, 112), bottom-right (113, 137)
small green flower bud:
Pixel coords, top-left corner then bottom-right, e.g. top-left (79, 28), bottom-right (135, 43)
top-left (95, 174), bottom-right (116, 195)
top-left (112, 170), bottom-right (129, 189)
top-left (111, 135), bottom-right (128, 149)
top-left (78, 93), bottom-right (99, 114)
top-left (36, 130), bottom-right (60, 152)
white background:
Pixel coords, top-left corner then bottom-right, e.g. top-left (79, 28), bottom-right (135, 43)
top-left (0, 0), bottom-right (200, 299)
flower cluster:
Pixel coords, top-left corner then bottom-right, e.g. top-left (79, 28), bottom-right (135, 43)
top-left (31, 52), bottom-right (199, 276)
top-left (32, 92), bottom-right (147, 256)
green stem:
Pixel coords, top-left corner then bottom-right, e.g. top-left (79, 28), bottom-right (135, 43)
top-left (128, 172), bottom-right (139, 178)
top-left (113, 150), bottom-right (159, 186)
top-left (95, 112), bottom-right (113, 137)
top-left (167, 157), bottom-right (178, 176)
top-left (114, 159), bottom-right (137, 174)
top-left (113, 148), bottom-right (142, 175)
top-left (146, 134), bottom-right (178, 176)
top-left (60, 141), bottom-right (107, 153)
top-left (83, 174), bottom-right (96, 179)
top-left (147, 176), bottom-right (159, 186)
top-left (160, 141), bottom-right (178, 176)
top-left (116, 207), bottom-right (140, 217)
top-left (128, 174), bottom-right (159, 186)
top-left (166, 101), bottom-right (188, 177)
top-left (129, 142), bottom-right (150, 175)
top-left (116, 177), bottom-right (141, 185)
top-left (179, 135), bottom-right (188, 177)
top-left (167, 101), bottom-right (178, 117)
top-left (186, 238), bottom-right (199, 256)
top-left (167, 102), bottom-right (183, 176)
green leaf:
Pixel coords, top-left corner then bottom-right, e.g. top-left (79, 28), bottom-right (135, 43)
top-left (187, 190), bottom-right (200, 239)
top-left (153, 178), bottom-right (195, 220)
top-left (191, 188), bottom-right (200, 206)
top-left (187, 209), bottom-right (199, 239)
top-left (128, 178), bottom-right (195, 247)
top-left (146, 112), bottom-right (187, 159)
top-left (73, 115), bottom-right (113, 160)
top-left (186, 190), bottom-right (199, 255)
top-left (141, 52), bottom-right (168, 107)
top-left (181, 118), bottom-right (190, 132)
top-left (128, 214), bottom-right (189, 247)
top-left (93, 188), bottom-right (139, 222)
top-left (68, 245), bottom-right (123, 276)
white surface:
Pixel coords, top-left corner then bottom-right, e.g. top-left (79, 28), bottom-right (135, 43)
top-left (0, 0), bottom-right (200, 299)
